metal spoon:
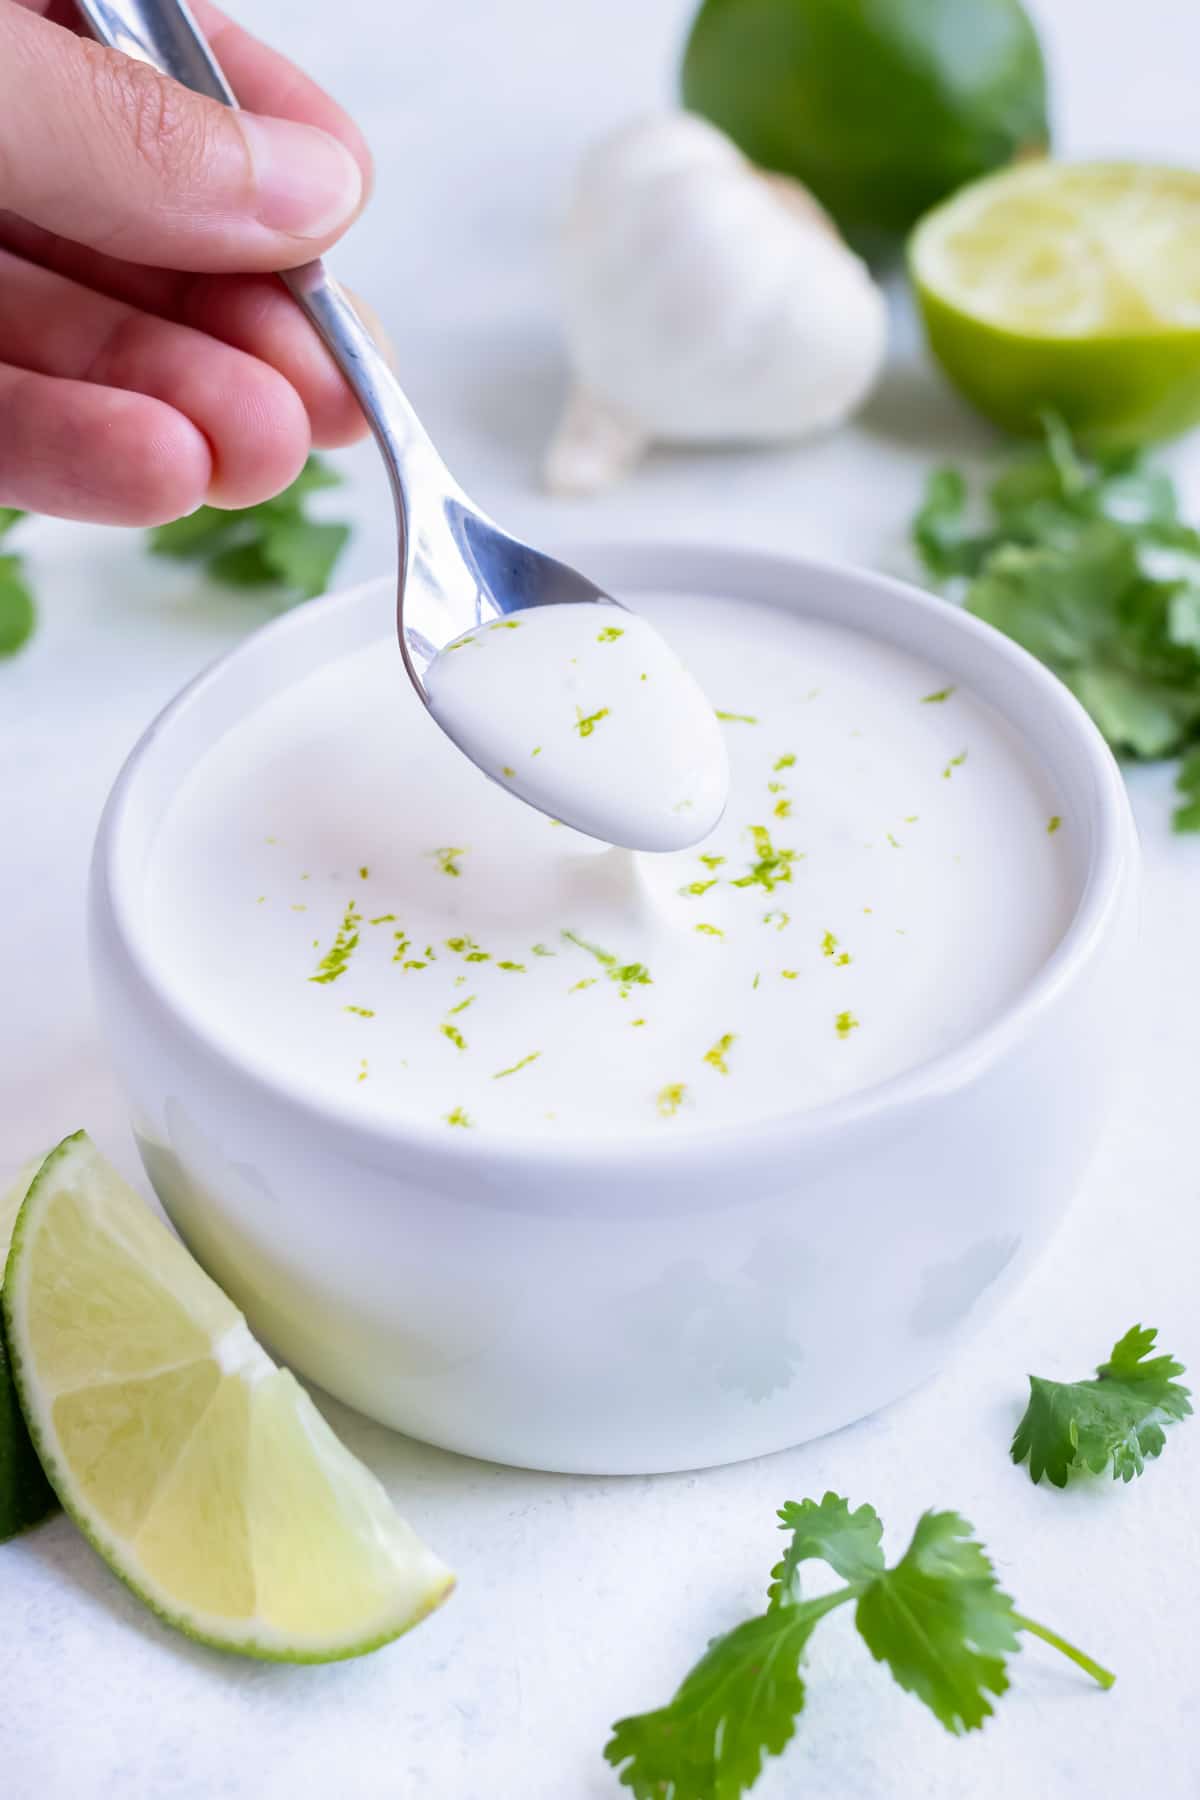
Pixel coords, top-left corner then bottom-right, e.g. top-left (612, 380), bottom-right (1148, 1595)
top-left (75, 0), bottom-right (728, 850)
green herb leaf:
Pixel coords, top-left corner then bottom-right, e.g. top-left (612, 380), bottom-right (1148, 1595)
top-left (1173, 747), bottom-right (1200, 832)
top-left (605, 1594), bottom-right (844, 1800)
top-left (605, 1494), bottom-right (1111, 1799)
top-left (0, 554), bottom-right (36, 658)
top-left (147, 455), bottom-right (349, 601)
top-left (1011, 1324), bottom-right (1191, 1486)
top-left (770, 1493), bottom-right (884, 1603)
top-left (912, 421), bottom-right (1200, 767)
top-left (854, 1511), bottom-right (1019, 1734)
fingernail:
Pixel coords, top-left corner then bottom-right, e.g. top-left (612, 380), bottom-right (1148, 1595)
top-left (240, 115), bottom-right (363, 238)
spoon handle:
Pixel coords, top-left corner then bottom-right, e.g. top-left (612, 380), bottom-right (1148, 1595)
top-left (74, 0), bottom-right (455, 519)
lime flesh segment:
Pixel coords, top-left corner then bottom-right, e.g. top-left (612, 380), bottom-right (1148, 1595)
top-left (910, 162), bottom-right (1200, 446)
top-left (2, 1133), bottom-right (454, 1659)
top-left (0, 1155), bottom-right (57, 1542)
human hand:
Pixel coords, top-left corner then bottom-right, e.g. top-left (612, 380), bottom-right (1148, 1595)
top-left (0, 0), bottom-right (373, 525)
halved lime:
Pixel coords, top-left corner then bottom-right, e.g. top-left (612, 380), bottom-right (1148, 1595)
top-left (2, 1132), bottom-right (453, 1660)
top-left (910, 161), bottom-right (1200, 445)
top-left (1, 1154), bottom-right (57, 1541)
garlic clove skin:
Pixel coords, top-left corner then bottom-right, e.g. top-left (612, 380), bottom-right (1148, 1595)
top-left (545, 112), bottom-right (888, 493)
top-left (543, 385), bottom-right (649, 497)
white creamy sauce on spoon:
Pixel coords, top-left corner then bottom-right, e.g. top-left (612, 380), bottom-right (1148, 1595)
top-left (422, 602), bottom-right (730, 850)
top-left (145, 590), bottom-right (1074, 1139)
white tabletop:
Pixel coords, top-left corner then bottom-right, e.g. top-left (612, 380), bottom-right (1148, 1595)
top-left (3, 1), bottom-right (1200, 1795)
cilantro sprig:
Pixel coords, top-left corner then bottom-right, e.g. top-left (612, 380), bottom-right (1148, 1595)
top-left (0, 509), bottom-right (35, 659)
top-left (148, 455), bottom-right (349, 599)
top-left (912, 418), bottom-right (1200, 828)
top-left (1012, 1324), bottom-right (1191, 1487)
top-left (604, 1492), bottom-right (1112, 1800)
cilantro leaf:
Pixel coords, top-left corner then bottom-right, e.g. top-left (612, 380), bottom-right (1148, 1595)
top-left (0, 515), bottom-right (35, 659)
top-left (770, 1492), bottom-right (884, 1603)
top-left (605, 1594), bottom-right (844, 1800)
top-left (1173, 746), bottom-right (1200, 832)
top-left (910, 419), bottom-right (1200, 779)
top-left (1011, 1324), bottom-right (1192, 1486)
top-left (605, 1495), bottom-right (1112, 1798)
top-left (854, 1511), bottom-right (1018, 1734)
top-left (147, 454), bottom-right (350, 601)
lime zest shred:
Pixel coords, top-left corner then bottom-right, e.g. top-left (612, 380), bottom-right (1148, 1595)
top-left (445, 1106), bottom-right (472, 1127)
top-left (1048, 814), bottom-right (1062, 834)
top-left (492, 1051), bottom-right (542, 1079)
top-left (309, 900), bottom-right (362, 984)
top-left (344, 1005), bottom-right (375, 1018)
top-left (359, 866), bottom-right (369, 880)
top-left (836, 1011), bottom-right (861, 1039)
top-left (921, 686), bottom-right (956, 704)
top-left (448, 996), bottom-right (475, 1015)
top-left (703, 1033), bottom-right (736, 1075)
top-left (562, 929), bottom-right (652, 996)
top-left (392, 931), bottom-right (411, 962)
top-left (369, 913), bottom-right (396, 925)
top-left (781, 969), bottom-right (799, 980)
top-left (942, 751), bottom-right (968, 779)
top-left (733, 825), bottom-right (798, 892)
top-left (631, 1018), bottom-right (647, 1027)
top-left (357, 1060), bottom-right (368, 1083)
top-left (431, 846), bottom-right (467, 877)
top-left (497, 960), bottom-right (526, 972)
top-left (773, 798), bottom-right (792, 819)
top-left (715, 710), bottom-right (759, 724)
top-left (694, 923), bottom-right (724, 938)
top-left (490, 619), bottom-right (521, 630)
top-left (680, 879), bottom-right (718, 898)
top-left (773, 752), bottom-right (796, 772)
top-left (501, 764), bottom-right (516, 778)
top-left (597, 625), bottom-right (625, 643)
top-left (763, 908), bottom-right (790, 931)
top-left (657, 1082), bottom-right (687, 1118)
top-left (887, 832), bottom-right (902, 848)
top-left (570, 978), bottom-right (598, 993)
top-left (575, 706), bottom-right (611, 738)
top-left (532, 943), bottom-right (555, 957)
top-left (441, 1023), bottom-right (468, 1052)
top-left (699, 854), bottom-right (726, 870)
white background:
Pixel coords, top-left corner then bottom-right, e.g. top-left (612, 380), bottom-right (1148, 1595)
top-left (3, 1), bottom-right (1200, 1795)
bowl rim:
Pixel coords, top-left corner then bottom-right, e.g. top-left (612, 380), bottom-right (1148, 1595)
top-left (91, 540), bottom-right (1138, 1176)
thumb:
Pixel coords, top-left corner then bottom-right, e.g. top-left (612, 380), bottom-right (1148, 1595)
top-left (0, 6), bottom-right (364, 272)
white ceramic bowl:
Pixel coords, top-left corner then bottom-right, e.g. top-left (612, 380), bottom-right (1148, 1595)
top-left (90, 545), bottom-right (1138, 1475)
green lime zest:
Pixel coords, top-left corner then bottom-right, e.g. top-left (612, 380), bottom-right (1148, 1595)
top-left (703, 1033), bottom-right (735, 1075)
top-left (733, 825), bottom-right (798, 893)
top-left (657, 1083), bottom-right (687, 1118)
top-left (344, 1005), bottom-right (375, 1018)
top-left (1048, 814), bottom-right (1062, 833)
top-left (922, 687), bottom-right (956, 704)
top-left (309, 900), bottom-right (362, 984)
top-left (441, 1023), bottom-right (468, 1052)
top-left (597, 625), bottom-right (624, 642)
top-left (715, 710), bottom-right (759, 723)
top-left (836, 1011), bottom-right (860, 1039)
top-left (562, 929), bottom-right (652, 996)
top-left (680, 879), bottom-right (718, 898)
top-left (773, 752), bottom-right (796, 771)
top-left (431, 846), bottom-right (466, 877)
top-left (445, 1106), bottom-right (472, 1127)
top-left (575, 706), bottom-right (611, 738)
top-left (695, 923), bottom-right (724, 938)
top-left (492, 1052), bottom-right (542, 1080)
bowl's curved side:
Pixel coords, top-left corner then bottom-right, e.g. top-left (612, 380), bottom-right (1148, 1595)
top-left (89, 548), bottom-right (1140, 1472)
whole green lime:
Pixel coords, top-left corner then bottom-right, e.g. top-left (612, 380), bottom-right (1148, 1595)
top-left (680, 0), bottom-right (1051, 239)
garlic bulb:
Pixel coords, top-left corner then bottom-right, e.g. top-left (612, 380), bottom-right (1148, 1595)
top-left (544, 113), bottom-right (888, 495)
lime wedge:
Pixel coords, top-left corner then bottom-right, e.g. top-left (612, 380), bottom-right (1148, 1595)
top-left (2, 1132), bottom-right (453, 1660)
top-left (910, 161), bottom-right (1200, 445)
top-left (1, 1154), bottom-right (57, 1541)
